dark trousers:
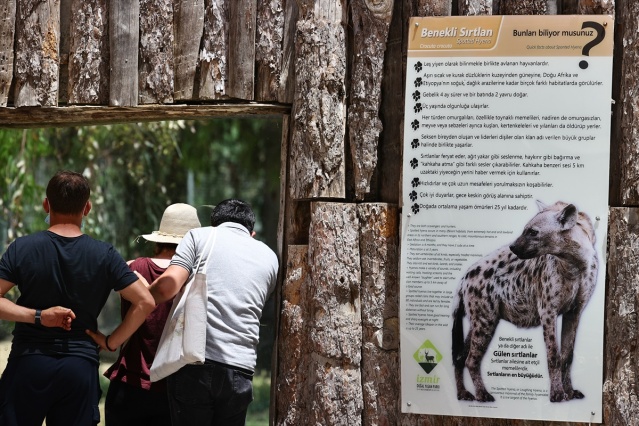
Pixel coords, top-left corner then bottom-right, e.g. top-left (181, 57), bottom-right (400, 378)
top-left (105, 379), bottom-right (172, 426)
top-left (0, 354), bottom-right (100, 426)
top-left (167, 361), bottom-right (253, 426)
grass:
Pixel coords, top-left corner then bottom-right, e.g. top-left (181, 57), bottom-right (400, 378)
top-left (246, 370), bottom-right (271, 426)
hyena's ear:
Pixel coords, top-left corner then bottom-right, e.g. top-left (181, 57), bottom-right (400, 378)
top-left (536, 200), bottom-right (548, 211)
top-left (557, 204), bottom-right (578, 230)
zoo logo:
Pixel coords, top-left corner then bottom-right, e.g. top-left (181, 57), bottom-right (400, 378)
top-left (413, 340), bottom-right (442, 374)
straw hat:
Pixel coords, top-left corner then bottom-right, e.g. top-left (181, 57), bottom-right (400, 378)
top-left (141, 203), bottom-right (201, 244)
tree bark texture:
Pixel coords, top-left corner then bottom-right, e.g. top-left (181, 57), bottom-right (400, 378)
top-left (0, 0), bottom-right (16, 107)
top-left (498, 0), bottom-right (547, 14)
top-left (0, 103), bottom-right (290, 128)
top-left (227, 0), bottom-right (256, 100)
top-left (277, 0), bottom-right (298, 103)
top-left (275, 245), bottom-right (310, 426)
top-left (348, 0), bottom-right (393, 200)
top-left (172, 0), bottom-right (204, 101)
top-left (416, 0), bottom-right (451, 16)
top-left (359, 203), bottom-right (400, 426)
top-left (58, 0), bottom-right (69, 104)
top-left (603, 208), bottom-right (639, 425)
top-left (377, 0), bottom-right (406, 204)
top-left (612, 0), bottom-right (637, 204)
top-left (255, 0), bottom-right (284, 101)
top-left (458, 0), bottom-right (493, 15)
top-left (14, 0), bottom-right (60, 107)
top-left (109, 0), bottom-right (139, 106)
top-left (198, 0), bottom-right (228, 100)
top-left (68, 0), bottom-right (108, 105)
top-left (307, 202), bottom-right (362, 425)
top-left (139, 0), bottom-right (174, 104)
top-left (289, 1), bottom-right (347, 200)
top-left (578, 0), bottom-right (614, 14)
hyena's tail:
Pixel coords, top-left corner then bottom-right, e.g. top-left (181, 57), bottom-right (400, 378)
top-left (452, 288), bottom-right (466, 369)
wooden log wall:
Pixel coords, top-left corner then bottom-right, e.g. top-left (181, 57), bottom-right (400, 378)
top-left (1, 0), bottom-right (638, 425)
top-left (0, 0), bottom-right (296, 113)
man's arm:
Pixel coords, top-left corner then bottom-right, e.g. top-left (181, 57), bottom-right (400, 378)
top-left (86, 279), bottom-right (155, 351)
top-left (0, 278), bottom-right (76, 330)
top-left (148, 265), bottom-right (190, 304)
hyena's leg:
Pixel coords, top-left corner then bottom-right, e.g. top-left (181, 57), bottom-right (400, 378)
top-left (559, 309), bottom-right (585, 400)
top-left (540, 310), bottom-right (566, 402)
top-left (466, 316), bottom-right (499, 402)
top-left (454, 333), bottom-right (475, 401)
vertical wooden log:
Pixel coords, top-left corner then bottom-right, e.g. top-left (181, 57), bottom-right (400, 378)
top-left (255, 0), bottom-right (284, 101)
top-left (307, 202), bottom-right (362, 425)
top-left (14, 0), bottom-right (60, 107)
top-left (377, 0), bottom-right (406, 204)
top-left (613, 0), bottom-right (637, 204)
top-left (458, 0), bottom-right (493, 15)
top-left (109, 0), bottom-right (139, 106)
top-left (277, 0), bottom-right (298, 103)
top-left (417, 0), bottom-right (451, 16)
top-left (275, 245), bottom-right (310, 426)
top-left (559, 0), bottom-right (578, 14)
top-left (604, 208), bottom-right (639, 425)
top-left (198, 0), bottom-right (228, 100)
top-left (139, 0), bottom-right (174, 104)
top-left (498, 0), bottom-right (547, 14)
top-left (173, 0), bottom-right (204, 101)
top-left (227, 0), bottom-right (256, 100)
top-left (0, 0), bottom-right (16, 106)
top-left (578, 0), bottom-right (614, 15)
top-left (289, 2), bottom-right (347, 199)
top-left (358, 203), bottom-right (400, 426)
top-left (68, 0), bottom-right (109, 105)
top-left (58, 0), bottom-right (70, 104)
top-left (349, 0), bottom-right (393, 200)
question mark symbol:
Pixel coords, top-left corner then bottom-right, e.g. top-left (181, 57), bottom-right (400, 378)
top-left (579, 21), bottom-right (605, 70)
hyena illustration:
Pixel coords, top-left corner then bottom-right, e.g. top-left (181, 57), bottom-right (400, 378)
top-left (451, 201), bottom-right (598, 403)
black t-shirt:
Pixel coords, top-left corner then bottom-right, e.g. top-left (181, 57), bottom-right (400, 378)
top-left (0, 231), bottom-right (137, 363)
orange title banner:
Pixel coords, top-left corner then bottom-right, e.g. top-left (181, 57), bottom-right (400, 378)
top-left (408, 15), bottom-right (613, 57)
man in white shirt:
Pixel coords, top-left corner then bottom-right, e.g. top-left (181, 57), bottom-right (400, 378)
top-left (149, 199), bottom-right (278, 426)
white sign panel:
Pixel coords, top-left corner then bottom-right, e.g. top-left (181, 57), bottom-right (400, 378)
top-left (400, 15), bottom-right (613, 423)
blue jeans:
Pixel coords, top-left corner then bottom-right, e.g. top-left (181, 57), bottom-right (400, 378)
top-left (167, 360), bottom-right (253, 426)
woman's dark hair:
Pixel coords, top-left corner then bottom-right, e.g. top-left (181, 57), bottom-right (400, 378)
top-left (153, 243), bottom-right (178, 256)
top-left (210, 199), bottom-right (255, 233)
top-left (46, 170), bottom-right (90, 215)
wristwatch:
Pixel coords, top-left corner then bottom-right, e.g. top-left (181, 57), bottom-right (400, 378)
top-left (35, 309), bottom-right (42, 326)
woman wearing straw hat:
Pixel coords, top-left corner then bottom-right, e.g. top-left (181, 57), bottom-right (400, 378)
top-left (103, 203), bottom-right (201, 426)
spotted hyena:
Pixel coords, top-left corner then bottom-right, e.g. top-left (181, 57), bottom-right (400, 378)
top-left (451, 201), bottom-right (598, 403)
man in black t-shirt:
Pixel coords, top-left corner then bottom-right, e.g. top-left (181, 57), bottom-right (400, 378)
top-left (0, 170), bottom-right (155, 426)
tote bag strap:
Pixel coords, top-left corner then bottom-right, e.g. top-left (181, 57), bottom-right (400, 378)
top-left (191, 227), bottom-right (217, 276)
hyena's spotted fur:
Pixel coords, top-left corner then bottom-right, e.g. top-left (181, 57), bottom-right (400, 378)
top-left (452, 201), bottom-right (598, 403)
